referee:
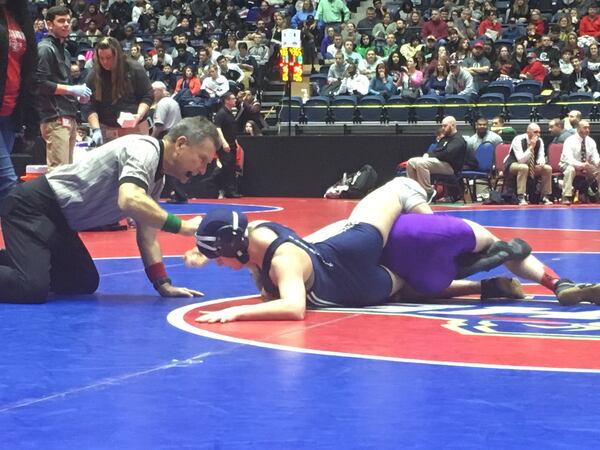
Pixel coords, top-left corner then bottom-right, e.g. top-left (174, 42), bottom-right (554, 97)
top-left (0, 117), bottom-right (219, 304)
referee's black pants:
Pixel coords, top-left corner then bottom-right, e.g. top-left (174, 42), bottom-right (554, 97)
top-left (0, 176), bottom-right (99, 304)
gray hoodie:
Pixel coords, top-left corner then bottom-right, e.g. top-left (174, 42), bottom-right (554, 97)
top-left (445, 67), bottom-right (476, 97)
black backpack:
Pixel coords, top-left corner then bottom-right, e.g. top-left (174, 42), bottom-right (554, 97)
top-left (324, 165), bottom-right (378, 199)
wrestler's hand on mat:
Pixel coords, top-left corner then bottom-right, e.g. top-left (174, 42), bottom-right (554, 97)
top-left (183, 247), bottom-right (210, 267)
top-left (179, 215), bottom-right (203, 236)
top-left (157, 283), bottom-right (204, 298)
top-left (195, 307), bottom-right (240, 323)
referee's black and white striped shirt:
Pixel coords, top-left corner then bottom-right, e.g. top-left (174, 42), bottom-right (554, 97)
top-left (46, 135), bottom-right (165, 231)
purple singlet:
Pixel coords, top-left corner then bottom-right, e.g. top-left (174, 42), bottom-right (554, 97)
top-left (381, 213), bottom-right (477, 294)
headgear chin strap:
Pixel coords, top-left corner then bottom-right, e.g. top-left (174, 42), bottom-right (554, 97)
top-left (196, 210), bottom-right (249, 263)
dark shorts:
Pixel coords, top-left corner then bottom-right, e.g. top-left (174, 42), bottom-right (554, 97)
top-left (308, 223), bottom-right (393, 308)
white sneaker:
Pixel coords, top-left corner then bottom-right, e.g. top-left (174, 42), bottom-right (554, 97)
top-left (542, 196), bottom-right (553, 205)
top-left (518, 196), bottom-right (528, 206)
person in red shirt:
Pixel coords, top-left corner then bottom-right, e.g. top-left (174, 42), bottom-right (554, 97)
top-left (174, 65), bottom-right (202, 97)
top-left (478, 9), bottom-right (502, 39)
top-left (520, 51), bottom-right (546, 82)
top-left (579, 5), bottom-right (600, 38)
top-left (421, 9), bottom-right (448, 40)
top-left (529, 9), bottom-right (546, 36)
top-left (0, 0), bottom-right (37, 204)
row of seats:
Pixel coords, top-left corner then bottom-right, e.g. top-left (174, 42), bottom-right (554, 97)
top-left (308, 78), bottom-right (540, 100)
top-left (396, 141), bottom-right (567, 203)
top-left (280, 93), bottom-right (599, 124)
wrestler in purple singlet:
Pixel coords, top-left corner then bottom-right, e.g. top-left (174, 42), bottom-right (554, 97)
top-left (381, 213), bottom-right (477, 294)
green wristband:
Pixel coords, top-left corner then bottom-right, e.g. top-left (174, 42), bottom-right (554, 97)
top-left (161, 213), bottom-right (182, 233)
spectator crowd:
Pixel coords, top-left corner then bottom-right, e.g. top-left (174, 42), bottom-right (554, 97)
top-left (4, 0), bottom-right (600, 206)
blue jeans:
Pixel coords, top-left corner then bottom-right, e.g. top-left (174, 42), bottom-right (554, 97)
top-left (0, 116), bottom-right (18, 204)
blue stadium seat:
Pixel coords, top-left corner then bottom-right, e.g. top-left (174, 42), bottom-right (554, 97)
top-left (140, 39), bottom-right (155, 53)
top-left (495, 0), bottom-right (510, 12)
top-left (476, 93), bottom-right (505, 120)
top-left (493, 39), bottom-right (514, 52)
top-left (279, 97), bottom-right (303, 123)
top-left (357, 95), bottom-right (385, 123)
top-left (441, 95), bottom-right (471, 123)
top-left (309, 73), bottom-right (329, 94)
top-left (304, 96), bottom-right (330, 123)
top-left (181, 104), bottom-right (209, 118)
top-left (413, 95), bottom-right (440, 122)
top-left (537, 102), bottom-right (564, 120)
top-left (514, 80), bottom-right (542, 97)
top-left (565, 92), bottom-right (594, 118)
top-left (506, 92), bottom-right (534, 120)
top-left (461, 142), bottom-right (496, 201)
top-left (485, 80), bottom-right (514, 101)
top-left (245, 7), bottom-right (260, 23)
top-left (331, 95), bottom-right (357, 123)
top-left (386, 95), bottom-right (411, 122)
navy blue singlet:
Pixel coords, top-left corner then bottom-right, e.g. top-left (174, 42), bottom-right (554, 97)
top-left (256, 222), bottom-right (393, 308)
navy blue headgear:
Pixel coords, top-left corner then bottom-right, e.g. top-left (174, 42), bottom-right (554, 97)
top-left (195, 208), bottom-right (249, 263)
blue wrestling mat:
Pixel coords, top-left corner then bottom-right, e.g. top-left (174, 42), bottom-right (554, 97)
top-left (441, 207), bottom-right (600, 230)
top-left (2, 201), bottom-right (600, 449)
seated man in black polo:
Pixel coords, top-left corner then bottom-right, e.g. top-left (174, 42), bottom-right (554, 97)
top-left (406, 115), bottom-right (467, 199)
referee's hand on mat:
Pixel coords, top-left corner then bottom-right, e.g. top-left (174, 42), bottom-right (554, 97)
top-left (156, 282), bottom-right (204, 298)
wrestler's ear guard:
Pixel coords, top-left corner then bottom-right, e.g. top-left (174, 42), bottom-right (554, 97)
top-left (196, 209), bottom-right (249, 263)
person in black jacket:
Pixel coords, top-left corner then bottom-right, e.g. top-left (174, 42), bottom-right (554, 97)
top-left (0, 0), bottom-right (38, 204)
top-left (568, 55), bottom-right (599, 95)
top-left (542, 61), bottom-right (569, 101)
top-left (36, 5), bottom-right (92, 171)
top-left (406, 115), bottom-right (467, 198)
top-left (214, 91), bottom-right (241, 198)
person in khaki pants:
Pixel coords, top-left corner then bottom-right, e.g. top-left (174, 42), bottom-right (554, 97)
top-left (559, 120), bottom-right (600, 204)
top-left (406, 116), bottom-right (467, 200)
top-left (36, 5), bottom-right (92, 171)
top-left (503, 123), bottom-right (553, 206)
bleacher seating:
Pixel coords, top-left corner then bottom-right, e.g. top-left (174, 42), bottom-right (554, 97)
top-left (279, 96), bottom-right (303, 123)
top-left (506, 92), bottom-right (535, 120)
top-left (413, 95), bottom-right (440, 122)
top-left (357, 95), bottom-right (385, 123)
top-left (331, 95), bottom-right (357, 123)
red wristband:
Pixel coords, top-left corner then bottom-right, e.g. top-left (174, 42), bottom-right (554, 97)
top-left (145, 262), bottom-right (167, 283)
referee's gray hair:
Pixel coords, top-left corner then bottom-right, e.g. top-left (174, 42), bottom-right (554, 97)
top-left (165, 116), bottom-right (220, 149)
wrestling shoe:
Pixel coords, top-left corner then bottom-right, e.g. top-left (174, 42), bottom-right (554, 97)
top-left (455, 238), bottom-right (531, 279)
top-left (481, 277), bottom-right (525, 300)
top-left (554, 279), bottom-right (600, 306)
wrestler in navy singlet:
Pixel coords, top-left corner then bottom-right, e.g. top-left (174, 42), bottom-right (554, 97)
top-left (381, 213), bottom-right (477, 294)
top-left (256, 222), bottom-right (393, 308)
